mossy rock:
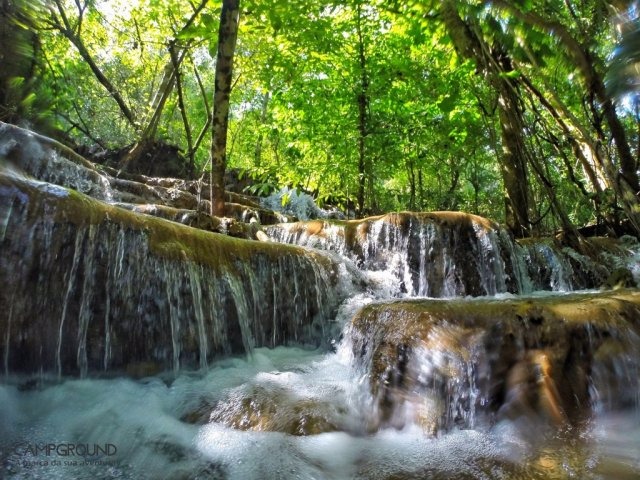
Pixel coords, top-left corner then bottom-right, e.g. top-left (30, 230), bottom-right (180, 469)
top-left (267, 211), bottom-right (514, 297)
top-left (94, 141), bottom-right (191, 178)
top-left (209, 385), bottom-right (341, 436)
top-left (603, 267), bottom-right (637, 289)
top-left (0, 172), bottom-right (340, 376)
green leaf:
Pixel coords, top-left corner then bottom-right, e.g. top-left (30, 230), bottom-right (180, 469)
top-left (438, 95), bottom-right (457, 113)
top-left (499, 70), bottom-right (521, 79)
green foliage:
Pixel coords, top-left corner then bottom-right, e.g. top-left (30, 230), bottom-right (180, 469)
top-left (0, 0), bottom-right (54, 127)
top-left (12, 0), bottom-right (639, 233)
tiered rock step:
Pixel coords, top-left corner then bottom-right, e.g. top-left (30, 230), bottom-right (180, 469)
top-left (0, 170), bottom-right (342, 377)
top-left (349, 290), bottom-right (640, 434)
top-left (180, 290), bottom-right (640, 436)
top-left (0, 122), bottom-right (291, 239)
top-left (266, 214), bottom-right (639, 294)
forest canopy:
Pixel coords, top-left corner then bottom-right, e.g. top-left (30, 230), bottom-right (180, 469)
top-left (2, 0), bottom-right (640, 237)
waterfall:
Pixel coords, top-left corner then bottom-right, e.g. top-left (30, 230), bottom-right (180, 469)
top-left (348, 292), bottom-right (640, 433)
top-left (0, 123), bottom-right (116, 202)
top-left (267, 215), bottom-right (639, 297)
top-left (0, 172), bottom-right (341, 377)
top-left (266, 213), bottom-right (519, 297)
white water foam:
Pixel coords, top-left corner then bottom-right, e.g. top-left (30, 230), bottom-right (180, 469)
top-left (2, 342), bottom-right (639, 479)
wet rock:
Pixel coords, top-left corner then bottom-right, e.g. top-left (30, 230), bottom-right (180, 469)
top-left (0, 122), bottom-right (288, 228)
top-left (125, 361), bottom-right (163, 379)
top-left (603, 267), bottom-right (637, 289)
top-left (517, 237), bottom-right (611, 290)
top-left (209, 385), bottom-right (342, 436)
top-left (111, 204), bottom-right (264, 240)
top-left (269, 216), bottom-right (640, 297)
top-left (180, 399), bottom-right (217, 425)
top-left (350, 291), bottom-right (640, 433)
top-left (92, 141), bottom-right (191, 179)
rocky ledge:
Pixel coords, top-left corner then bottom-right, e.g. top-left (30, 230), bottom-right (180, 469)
top-left (349, 290), bottom-right (640, 434)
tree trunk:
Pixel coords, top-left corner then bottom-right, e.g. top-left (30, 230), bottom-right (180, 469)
top-left (171, 44), bottom-right (195, 178)
top-left (119, 0), bottom-right (208, 172)
top-left (489, 0), bottom-right (639, 191)
top-left (417, 155), bottom-right (425, 210)
top-left (210, 0), bottom-right (240, 217)
top-left (518, 73), bottom-right (606, 195)
top-left (119, 52), bottom-right (184, 171)
top-left (254, 91), bottom-right (270, 167)
top-left (191, 59), bottom-right (213, 157)
top-left (355, 1), bottom-right (369, 216)
top-left (487, 0), bottom-right (640, 234)
top-left (50, 0), bottom-right (136, 128)
top-left (494, 65), bottom-right (532, 237)
top-left (441, 0), bottom-right (531, 236)
top-left (407, 156), bottom-right (416, 210)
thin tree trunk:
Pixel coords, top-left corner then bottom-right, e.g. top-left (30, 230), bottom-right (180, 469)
top-left (407, 156), bottom-right (416, 210)
top-left (170, 44), bottom-right (195, 177)
top-left (355, 1), bottom-right (369, 216)
top-left (118, 0), bottom-right (208, 171)
top-left (191, 60), bottom-right (213, 157)
top-left (414, 147), bottom-right (425, 210)
top-left (528, 132), bottom-right (578, 239)
top-left (519, 73), bottom-right (606, 195)
top-left (210, 0), bottom-right (240, 217)
top-left (254, 91), bottom-right (270, 167)
top-left (143, 54), bottom-right (183, 137)
top-left (119, 52), bottom-right (184, 171)
top-left (514, 45), bottom-right (610, 190)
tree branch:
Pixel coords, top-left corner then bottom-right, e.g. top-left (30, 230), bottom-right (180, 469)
top-left (50, 0), bottom-right (137, 128)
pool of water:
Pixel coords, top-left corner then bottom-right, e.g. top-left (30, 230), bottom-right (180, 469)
top-left (1, 344), bottom-right (638, 480)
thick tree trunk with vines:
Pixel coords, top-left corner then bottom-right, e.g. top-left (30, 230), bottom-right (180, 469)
top-left (441, 0), bottom-right (531, 237)
top-left (494, 70), bottom-right (532, 237)
top-left (487, 0), bottom-right (640, 234)
top-left (210, 0), bottom-right (240, 217)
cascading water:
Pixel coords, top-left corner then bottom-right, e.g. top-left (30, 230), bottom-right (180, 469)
top-left (266, 213), bottom-right (635, 296)
top-left (0, 171), bottom-right (342, 377)
top-left (1, 126), bottom-right (640, 479)
top-left (266, 213), bottom-right (526, 297)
